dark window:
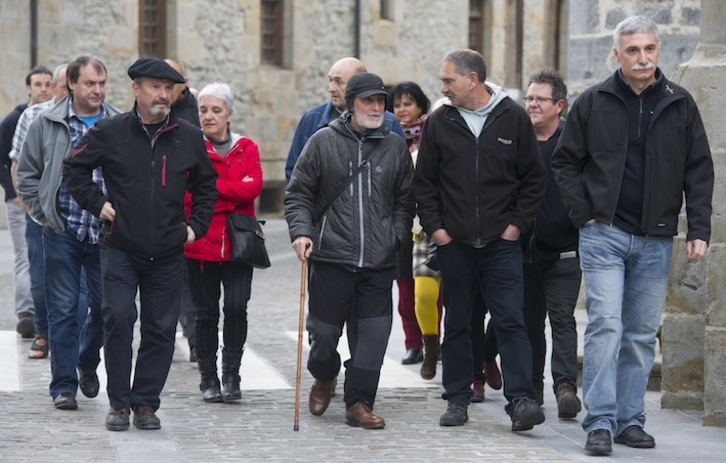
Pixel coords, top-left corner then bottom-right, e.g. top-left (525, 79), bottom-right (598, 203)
top-left (469, 0), bottom-right (484, 52)
top-left (261, 0), bottom-right (284, 65)
top-left (139, 0), bottom-right (166, 57)
top-left (380, 0), bottom-right (392, 20)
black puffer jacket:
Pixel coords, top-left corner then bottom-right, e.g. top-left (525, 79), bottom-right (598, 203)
top-left (285, 113), bottom-right (414, 270)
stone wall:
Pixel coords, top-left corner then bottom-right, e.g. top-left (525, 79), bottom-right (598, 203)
top-left (567, 0), bottom-right (701, 96)
top-left (666, 0), bottom-right (726, 426)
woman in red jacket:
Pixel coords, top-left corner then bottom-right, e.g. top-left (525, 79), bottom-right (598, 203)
top-left (184, 82), bottom-right (262, 403)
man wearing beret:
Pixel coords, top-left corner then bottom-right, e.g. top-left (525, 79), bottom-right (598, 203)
top-left (63, 57), bottom-right (218, 431)
top-left (17, 55), bottom-right (121, 412)
top-left (285, 72), bottom-right (414, 429)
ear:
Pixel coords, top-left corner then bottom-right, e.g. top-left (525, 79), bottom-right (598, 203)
top-left (555, 99), bottom-right (565, 115)
top-left (612, 47), bottom-right (621, 63)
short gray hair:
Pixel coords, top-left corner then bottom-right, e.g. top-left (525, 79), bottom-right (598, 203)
top-left (442, 49), bottom-right (487, 83)
top-left (613, 15), bottom-right (660, 51)
top-left (198, 82), bottom-right (235, 115)
top-left (52, 64), bottom-right (68, 83)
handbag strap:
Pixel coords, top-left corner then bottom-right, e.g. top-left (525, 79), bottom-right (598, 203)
top-left (313, 161), bottom-right (368, 223)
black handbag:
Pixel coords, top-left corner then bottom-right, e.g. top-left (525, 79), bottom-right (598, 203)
top-left (226, 213), bottom-right (271, 269)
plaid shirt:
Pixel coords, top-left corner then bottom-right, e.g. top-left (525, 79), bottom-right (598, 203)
top-left (8, 99), bottom-right (55, 161)
top-left (57, 104), bottom-right (108, 244)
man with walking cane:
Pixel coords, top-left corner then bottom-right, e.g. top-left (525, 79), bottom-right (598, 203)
top-left (285, 72), bottom-right (414, 429)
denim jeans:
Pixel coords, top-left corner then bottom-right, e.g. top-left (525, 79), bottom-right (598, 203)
top-left (579, 223), bottom-right (672, 435)
top-left (26, 215), bottom-right (47, 335)
top-left (437, 239), bottom-right (534, 408)
top-left (43, 228), bottom-right (104, 398)
top-left (29, 218), bottom-right (90, 337)
top-left (6, 199), bottom-right (33, 319)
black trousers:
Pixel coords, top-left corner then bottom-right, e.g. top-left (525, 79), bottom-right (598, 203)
top-left (471, 290), bottom-right (499, 381)
top-left (306, 261), bottom-right (394, 410)
top-left (523, 257), bottom-right (581, 392)
top-left (101, 245), bottom-right (183, 411)
top-left (437, 239), bottom-right (534, 408)
top-left (186, 258), bottom-right (253, 361)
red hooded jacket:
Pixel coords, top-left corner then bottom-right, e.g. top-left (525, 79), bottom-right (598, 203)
top-left (184, 134), bottom-right (262, 262)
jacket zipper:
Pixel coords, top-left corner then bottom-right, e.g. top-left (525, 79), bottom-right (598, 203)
top-left (161, 155), bottom-right (167, 186)
top-left (357, 139), bottom-right (365, 268)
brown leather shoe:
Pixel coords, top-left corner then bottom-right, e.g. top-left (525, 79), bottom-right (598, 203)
top-left (308, 379), bottom-right (335, 416)
top-left (345, 402), bottom-right (385, 429)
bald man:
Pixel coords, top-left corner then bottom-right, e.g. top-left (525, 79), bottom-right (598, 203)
top-left (164, 58), bottom-right (199, 126)
top-left (284, 57), bottom-right (404, 183)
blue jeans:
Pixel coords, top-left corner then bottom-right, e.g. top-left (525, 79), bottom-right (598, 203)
top-left (437, 239), bottom-right (534, 409)
top-left (579, 223), bottom-right (672, 435)
top-left (26, 216), bottom-right (47, 336)
top-left (28, 218), bottom-right (89, 337)
top-left (43, 228), bottom-right (104, 398)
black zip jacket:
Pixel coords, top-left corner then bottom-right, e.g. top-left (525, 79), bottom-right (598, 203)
top-left (63, 107), bottom-right (218, 258)
top-left (415, 99), bottom-right (545, 247)
top-left (552, 69), bottom-right (713, 243)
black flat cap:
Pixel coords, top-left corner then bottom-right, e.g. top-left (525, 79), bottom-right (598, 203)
top-left (128, 57), bottom-right (185, 83)
top-left (345, 72), bottom-right (389, 100)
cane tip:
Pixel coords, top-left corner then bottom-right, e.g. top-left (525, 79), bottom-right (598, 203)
top-left (294, 424), bottom-right (299, 431)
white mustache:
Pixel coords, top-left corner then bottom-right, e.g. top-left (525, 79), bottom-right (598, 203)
top-left (631, 62), bottom-right (655, 71)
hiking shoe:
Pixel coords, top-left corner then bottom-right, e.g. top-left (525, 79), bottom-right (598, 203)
top-left (509, 397), bottom-right (545, 431)
top-left (439, 403), bottom-right (468, 426)
top-left (105, 407), bottom-right (130, 431)
top-left (586, 429), bottom-right (612, 455)
top-left (133, 405), bottom-right (161, 430)
top-left (555, 382), bottom-right (581, 419)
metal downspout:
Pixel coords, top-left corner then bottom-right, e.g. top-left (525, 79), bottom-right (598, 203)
top-left (354, 0), bottom-right (361, 58)
top-left (30, 0), bottom-right (38, 67)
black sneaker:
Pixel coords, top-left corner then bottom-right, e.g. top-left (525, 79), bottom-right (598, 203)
top-left (78, 367), bottom-right (100, 398)
top-left (614, 425), bottom-right (655, 448)
top-left (133, 405), bottom-right (161, 430)
top-left (105, 407), bottom-right (130, 431)
top-left (585, 429), bottom-right (612, 455)
top-left (439, 403), bottom-right (468, 426)
top-left (509, 397), bottom-right (545, 431)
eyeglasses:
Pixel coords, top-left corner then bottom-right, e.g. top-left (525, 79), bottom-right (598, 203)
top-left (523, 96), bottom-right (556, 104)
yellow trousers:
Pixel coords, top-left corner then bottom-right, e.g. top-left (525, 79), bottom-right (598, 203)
top-left (414, 276), bottom-right (442, 335)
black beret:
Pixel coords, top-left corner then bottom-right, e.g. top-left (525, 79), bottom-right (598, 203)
top-left (128, 57), bottom-right (185, 83)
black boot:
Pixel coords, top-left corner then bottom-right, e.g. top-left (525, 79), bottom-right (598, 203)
top-left (198, 358), bottom-right (222, 403)
top-left (221, 349), bottom-right (242, 402)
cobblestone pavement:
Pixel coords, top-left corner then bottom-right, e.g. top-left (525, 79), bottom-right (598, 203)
top-left (0, 220), bottom-right (723, 462)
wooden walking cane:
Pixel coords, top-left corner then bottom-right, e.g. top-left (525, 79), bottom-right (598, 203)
top-left (293, 260), bottom-right (307, 431)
